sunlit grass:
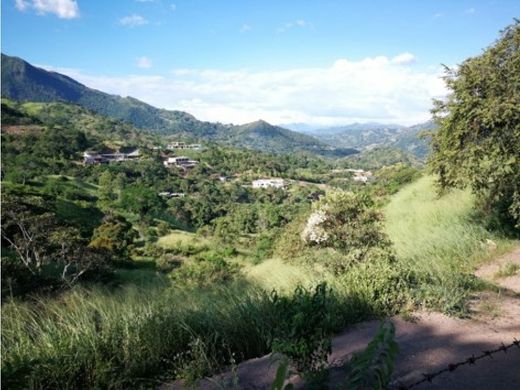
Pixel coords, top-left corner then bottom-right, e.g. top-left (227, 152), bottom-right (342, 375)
top-left (244, 257), bottom-right (321, 292)
top-left (384, 175), bottom-right (517, 314)
top-left (157, 230), bottom-right (209, 248)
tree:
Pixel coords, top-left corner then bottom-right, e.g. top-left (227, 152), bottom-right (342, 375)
top-left (89, 214), bottom-right (138, 260)
top-left (429, 21), bottom-right (520, 230)
top-left (1, 193), bottom-right (112, 289)
top-left (120, 184), bottom-right (165, 220)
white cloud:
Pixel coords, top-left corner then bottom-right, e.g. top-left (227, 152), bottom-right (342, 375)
top-left (119, 14), bottom-right (148, 27)
top-left (15, 0), bottom-right (80, 19)
top-left (465, 8), bottom-right (476, 14)
top-left (240, 23), bottom-right (251, 32)
top-left (391, 52), bottom-right (416, 65)
top-left (170, 3), bottom-right (176, 11)
top-left (136, 56), bottom-right (152, 68)
top-left (276, 19), bottom-right (313, 33)
top-left (15, 0), bottom-right (28, 11)
top-left (433, 12), bottom-right (443, 19)
top-left (43, 53), bottom-right (447, 127)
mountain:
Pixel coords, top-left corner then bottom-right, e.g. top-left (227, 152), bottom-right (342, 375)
top-left (222, 120), bottom-right (357, 157)
top-left (1, 53), bottom-right (356, 157)
top-left (302, 121), bottom-right (435, 160)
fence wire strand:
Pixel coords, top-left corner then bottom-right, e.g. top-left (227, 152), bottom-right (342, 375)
top-left (394, 338), bottom-right (520, 389)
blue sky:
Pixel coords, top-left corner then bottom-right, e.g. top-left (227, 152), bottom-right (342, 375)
top-left (2, 0), bottom-right (519, 126)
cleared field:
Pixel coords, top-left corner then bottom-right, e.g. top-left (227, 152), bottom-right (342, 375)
top-left (157, 230), bottom-right (209, 248)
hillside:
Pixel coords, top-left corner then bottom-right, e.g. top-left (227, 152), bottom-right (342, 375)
top-left (1, 98), bottom-right (158, 147)
top-left (1, 53), bottom-right (355, 157)
top-left (301, 121), bottom-right (435, 160)
top-left (223, 120), bottom-right (358, 157)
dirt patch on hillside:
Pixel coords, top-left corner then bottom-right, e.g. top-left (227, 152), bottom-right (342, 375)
top-left (475, 246), bottom-right (520, 293)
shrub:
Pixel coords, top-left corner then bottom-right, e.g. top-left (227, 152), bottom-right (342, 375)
top-left (271, 283), bottom-right (339, 377)
top-left (169, 257), bottom-right (239, 286)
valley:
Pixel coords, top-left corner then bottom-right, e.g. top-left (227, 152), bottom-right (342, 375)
top-left (1, 11), bottom-right (519, 390)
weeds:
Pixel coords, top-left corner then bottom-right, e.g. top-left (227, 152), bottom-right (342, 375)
top-left (494, 262), bottom-right (519, 278)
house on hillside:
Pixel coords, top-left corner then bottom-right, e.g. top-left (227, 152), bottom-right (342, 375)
top-left (83, 148), bottom-right (140, 164)
top-left (158, 192), bottom-right (186, 198)
top-left (166, 142), bottom-right (202, 150)
top-left (163, 156), bottom-right (199, 169)
top-left (252, 178), bottom-right (286, 189)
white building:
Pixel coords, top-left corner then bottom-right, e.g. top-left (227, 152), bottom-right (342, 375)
top-left (83, 148), bottom-right (140, 164)
top-left (166, 142), bottom-right (202, 150)
top-left (159, 192), bottom-right (186, 198)
top-left (252, 178), bottom-right (286, 189)
top-left (163, 156), bottom-right (198, 169)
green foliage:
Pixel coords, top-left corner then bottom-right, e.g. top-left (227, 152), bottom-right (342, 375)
top-left (120, 184), bottom-right (165, 219)
top-left (345, 146), bottom-right (421, 170)
top-left (429, 21), bottom-right (520, 231)
top-left (1, 192), bottom-right (112, 296)
top-left (299, 191), bottom-right (392, 274)
top-left (271, 283), bottom-right (337, 377)
top-left (370, 163), bottom-right (422, 197)
top-left (384, 175), bottom-right (512, 315)
top-left (270, 356), bottom-right (294, 390)
top-left (169, 256), bottom-right (239, 286)
top-left (342, 321), bottom-right (399, 390)
top-left (89, 214), bottom-right (138, 260)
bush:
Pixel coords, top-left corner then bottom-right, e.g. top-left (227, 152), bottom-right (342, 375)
top-left (169, 257), bottom-right (239, 286)
top-left (271, 283), bottom-right (340, 377)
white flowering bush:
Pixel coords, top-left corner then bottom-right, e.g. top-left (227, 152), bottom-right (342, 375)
top-left (301, 210), bottom-right (329, 244)
top-left (301, 190), bottom-right (390, 257)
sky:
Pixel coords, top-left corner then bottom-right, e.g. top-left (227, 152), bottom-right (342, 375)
top-left (2, 0), bottom-right (519, 127)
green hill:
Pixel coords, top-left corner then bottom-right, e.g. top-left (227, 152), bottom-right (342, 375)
top-left (1, 53), bottom-right (355, 157)
top-left (223, 120), bottom-right (358, 156)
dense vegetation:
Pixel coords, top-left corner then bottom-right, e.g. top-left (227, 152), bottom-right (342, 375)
top-left (430, 20), bottom-right (520, 232)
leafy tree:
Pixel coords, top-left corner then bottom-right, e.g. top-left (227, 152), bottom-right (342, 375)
top-left (120, 184), bottom-right (165, 220)
top-left (89, 214), bottom-right (138, 259)
top-left (430, 21), bottom-right (520, 230)
top-left (1, 193), bottom-right (112, 292)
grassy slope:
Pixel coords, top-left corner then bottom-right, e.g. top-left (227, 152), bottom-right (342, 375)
top-left (385, 176), bottom-right (512, 272)
top-left (384, 175), bottom-right (516, 313)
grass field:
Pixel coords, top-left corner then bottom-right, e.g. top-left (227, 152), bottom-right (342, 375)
top-left (384, 176), bottom-right (517, 314)
top-left (157, 230), bottom-right (210, 248)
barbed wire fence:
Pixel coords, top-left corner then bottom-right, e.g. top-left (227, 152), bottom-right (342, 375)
top-left (393, 338), bottom-right (520, 389)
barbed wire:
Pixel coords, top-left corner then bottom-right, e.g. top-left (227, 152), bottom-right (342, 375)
top-left (394, 338), bottom-right (520, 389)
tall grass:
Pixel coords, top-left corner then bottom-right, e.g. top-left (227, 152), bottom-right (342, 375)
top-left (384, 175), bottom-right (515, 314)
top-left (2, 278), bottom-right (393, 389)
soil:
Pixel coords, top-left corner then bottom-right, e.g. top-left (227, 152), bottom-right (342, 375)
top-left (162, 248), bottom-right (520, 389)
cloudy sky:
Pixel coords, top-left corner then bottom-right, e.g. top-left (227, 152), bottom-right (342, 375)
top-left (3, 0), bottom-right (519, 126)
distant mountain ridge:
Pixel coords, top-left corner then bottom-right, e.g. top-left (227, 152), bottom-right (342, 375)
top-left (293, 121), bottom-right (435, 160)
top-left (1, 53), bottom-right (356, 157)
